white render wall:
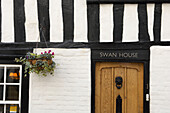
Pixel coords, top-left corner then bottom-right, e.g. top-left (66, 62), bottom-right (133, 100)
top-left (29, 48), bottom-right (91, 113)
top-left (150, 46), bottom-right (170, 113)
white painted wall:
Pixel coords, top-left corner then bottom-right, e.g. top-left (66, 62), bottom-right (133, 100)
top-left (49, 0), bottom-right (63, 42)
top-left (2, 2), bottom-right (170, 43)
top-left (29, 48), bottom-right (91, 113)
top-left (1, 0), bottom-right (14, 42)
top-left (161, 4), bottom-right (170, 41)
top-left (147, 4), bottom-right (155, 41)
top-left (122, 4), bottom-right (138, 42)
top-left (74, 0), bottom-right (88, 42)
top-left (100, 4), bottom-right (114, 42)
top-left (150, 46), bottom-right (170, 113)
top-left (25, 0), bottom-right (40, 42)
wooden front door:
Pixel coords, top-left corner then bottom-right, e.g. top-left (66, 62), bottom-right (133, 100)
top-left (95, 62), bottom-right (143, 113)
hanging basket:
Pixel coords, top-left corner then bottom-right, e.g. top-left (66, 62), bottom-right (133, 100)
top-left (15, 50), bottom-right (56, 77)
top-left (31, 60), bottom-right (37, 65)
top-left (29, 59), bottom-right (53, 65)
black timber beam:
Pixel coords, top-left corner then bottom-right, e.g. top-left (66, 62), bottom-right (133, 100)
top-left (0, 41), bottom-right (163, 49)
top-left (0, 42), bottom-right (170, 50)
top-left (87, 0), bottom-right (170, 4)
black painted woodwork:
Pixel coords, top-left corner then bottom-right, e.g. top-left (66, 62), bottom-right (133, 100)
top-left (14, 0), bottom-right (26, 42)
top-left (113, 4), bottom-right (124, 43)
top-left (1, 41), bottom-right (170, 49)
top-left (0, 42), bottom-right (152, 49)
top-left (154, 4), bottom-right (162, 42)
top-left (87, 4), bottom-right (100, 42)
top-left (87, 0), bottom-right (170, 3)
top-left (144, 61), bottom-right (150, 113)
top-left (86, 2), bottom-right (163, 43)
top-left (116, 95), bottom-right (122, 113)
top-left (0, 0), bottom-right (1, 42)
top-left (21, 67), bottom-right (29, 113)
top-left (138, 4), bottom-right (150, 42)
top-left (62, 0), bottom-right (74, 42)
top-left (0, 0), bottom-right (167, 43)
top-left (92, 50), bottom-right (149, 60)
top-left (37, 0), bottom-right (50, 42)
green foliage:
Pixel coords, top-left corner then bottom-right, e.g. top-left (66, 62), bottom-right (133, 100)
top-left (15, 50), bottom-right (56, 77)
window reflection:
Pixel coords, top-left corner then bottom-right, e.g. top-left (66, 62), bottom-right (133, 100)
top-left (0, 67), bottom-right (4, 83)
top-left (6, 67), bottom-right (20, 83)
top-left (6, 104), bottom-right (19, 113)
top-left (5, 86), bottom-right (19, 101)
top-left (0, 86), bottom-right (3, 100)
top-left (0, 105), bottom-right (4, 113)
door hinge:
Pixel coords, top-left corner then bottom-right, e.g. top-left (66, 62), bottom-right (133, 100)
top-left (146, 94), bottom-right (150, 101)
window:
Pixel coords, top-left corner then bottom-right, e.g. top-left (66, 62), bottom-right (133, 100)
top-left (0, 65), bottom-right (22, 113)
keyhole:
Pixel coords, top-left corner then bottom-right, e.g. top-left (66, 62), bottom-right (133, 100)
top-left (116, 95), bottom-right (122, 113)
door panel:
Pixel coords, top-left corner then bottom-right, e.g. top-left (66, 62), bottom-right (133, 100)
top-left (126, 68), bottom-right (138, 113)
top-left (113, 67), bottom-right (125, 113)
top-left (101, 68), bottom-right (113, 113)
top-left (95, 62), bottom-right (143, 113)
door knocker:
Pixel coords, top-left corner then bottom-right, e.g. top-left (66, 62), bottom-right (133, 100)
top-left (115, 77), bottom-right (123, 89)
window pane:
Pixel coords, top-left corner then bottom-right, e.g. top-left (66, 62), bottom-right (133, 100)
top-left (5, 86), bottom-right (19, 101)
top-left (6, 104), bottom-right (19, 113)
top-left (0, 105), bottom-right (4, 113)
top-left (0, 67), bottom-right (4, 83)
top-left (0, 86), bottom-right (3, 100)
top-left (6, 67), bottom-right (20, 83)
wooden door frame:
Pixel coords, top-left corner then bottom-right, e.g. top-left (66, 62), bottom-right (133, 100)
top-left (91, 49), bottom-right (150, 113)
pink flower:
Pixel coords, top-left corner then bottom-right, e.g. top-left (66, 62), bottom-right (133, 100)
top-left (41, 52), bottom-right (43, 54)
top-left (45, 51), bottom-right (47, 53)
top-left (52, 52), bottom-right (54, 55)
top-left (48, 50), bottom-right (51, 53)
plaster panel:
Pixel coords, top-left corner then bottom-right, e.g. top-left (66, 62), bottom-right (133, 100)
top-left (122, 4), bottom-right (138, 42)
top-left (49, 0), bottom-right (63, 42)
top-left (161, 4), bottom-right (170, 41)
top-left (147, 4), bottom-right (155, 41)
top-left (29, 48), bottom-right (91, 113)
top-left (100, 4), bottom-right (114, 42)
top-left (1, 0), bottom-right (14, 42)
top-left (150, 46), bottom-right (170, 113)
top-left (74, 0), bottom-right (88, 42)
top-left (25, 0), bottom-right (40, 42)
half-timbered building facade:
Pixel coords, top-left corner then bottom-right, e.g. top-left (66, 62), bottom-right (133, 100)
top-left (0, 0), bottom-right (170, 113)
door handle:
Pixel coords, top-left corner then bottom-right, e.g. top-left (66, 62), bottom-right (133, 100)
top-left (115, 77), bottom-right (123, 89)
